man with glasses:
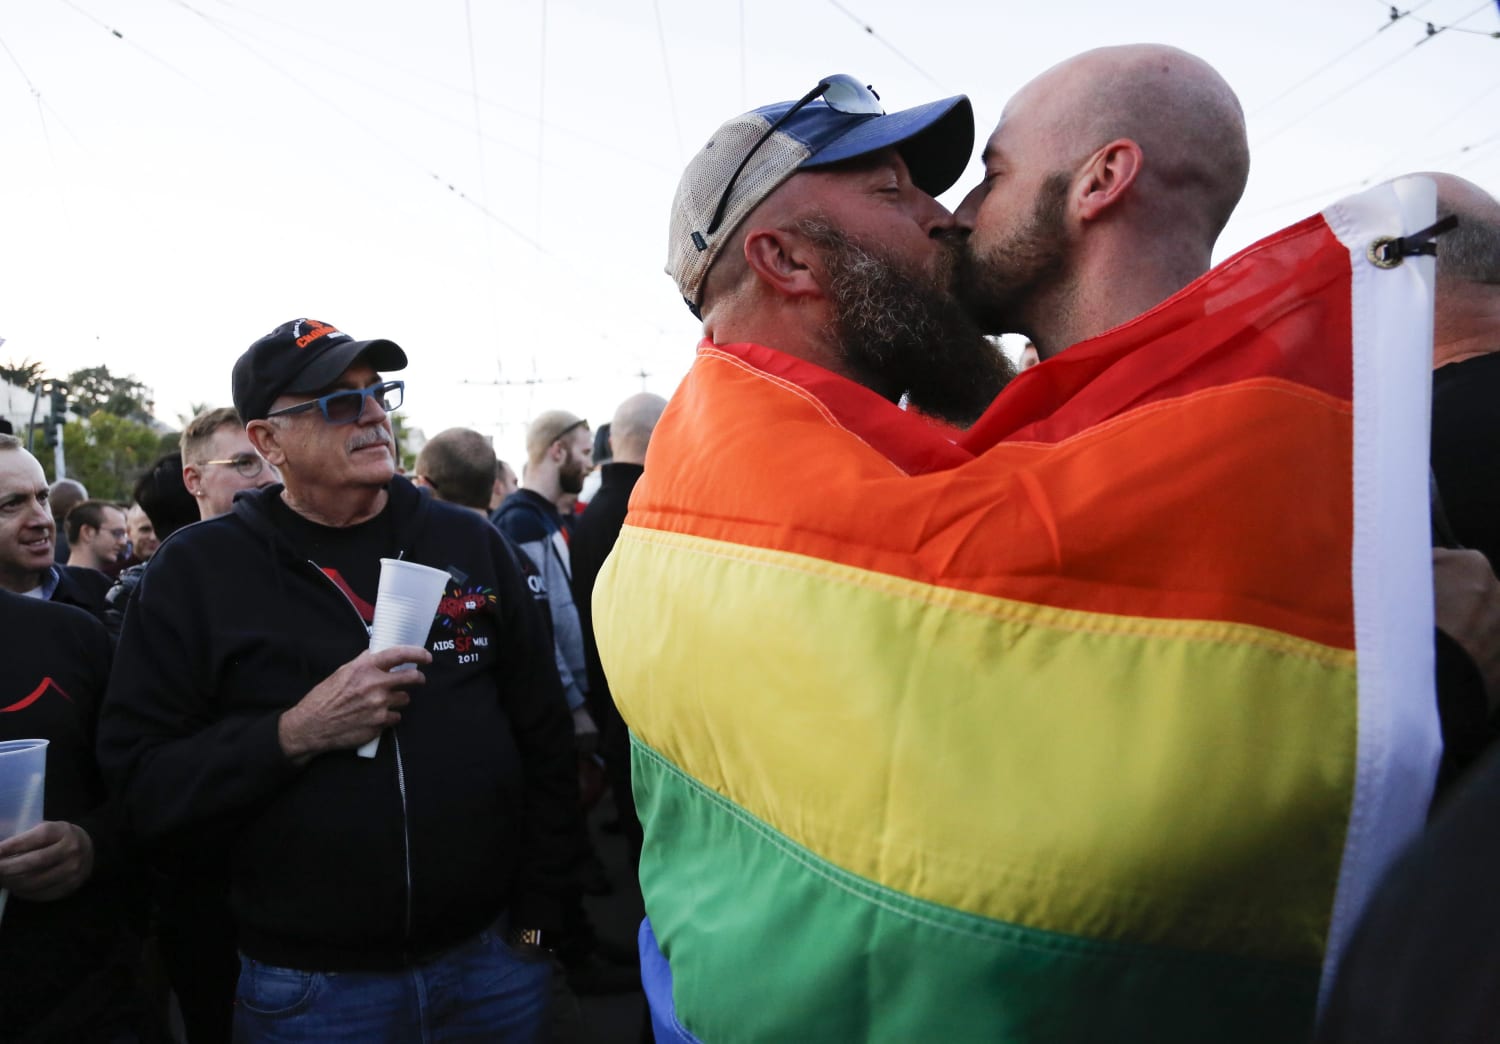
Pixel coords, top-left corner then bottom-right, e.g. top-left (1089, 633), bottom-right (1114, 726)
top-left (101, 318), bottom-right (579, 1042)
top-left (62, 499), bottom-right (129, 606)
top-left (181, 406), bottom-right (278, 520)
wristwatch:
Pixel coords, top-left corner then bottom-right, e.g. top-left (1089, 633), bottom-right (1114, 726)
top-left (506, 926), bottom-right (548, 949)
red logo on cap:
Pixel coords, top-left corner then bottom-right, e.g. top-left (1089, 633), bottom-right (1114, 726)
top-left (294, 320), bottom-right (340, 349)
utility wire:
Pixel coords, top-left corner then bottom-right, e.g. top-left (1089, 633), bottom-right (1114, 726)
top-left (165, 0), bottom-right (547, 252)
top-left (1360, 71), bottom-right (1500, 182)
top-left (56, 0), bottom-right (209, 91)
top-left (1250, 1), bottom-right (1437, 117)
top-left (201, 0), bottom-right (669, 173)
top-left (1254, 2), bottom-right (1495, 149)
top-left (654, 0), bottom-right (685, 161)
top-left (824, 0), bottom-right (945, 91)
top-left (463, 0), bottom-right (489, 210)
top-left (537, 0), bottom-right (548, 242)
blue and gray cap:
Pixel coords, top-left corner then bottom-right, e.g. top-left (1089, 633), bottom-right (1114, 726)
top-left (667, 79), bottom-right (974, 315)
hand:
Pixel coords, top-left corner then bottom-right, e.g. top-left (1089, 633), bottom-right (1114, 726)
top-left (278, 645), bottom-right (432, 760)
top-left (1433, 548), bottom-right (1500, 715)
top-left (0, 821), bottom-right (95, 901)
top-left (571, 706), bottom-right (599, 755)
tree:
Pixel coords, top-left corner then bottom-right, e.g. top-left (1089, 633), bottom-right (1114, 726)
top-left (65, 366), bottom-right (156, 424)
top-left (390, 413), bottom-right (418, 473)
top-left (0, 358), bottom-right (48, 389)
top-left (43, 410), bottom-right (162, 500)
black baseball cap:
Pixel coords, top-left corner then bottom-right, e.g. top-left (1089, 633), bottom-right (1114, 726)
top-left (232, 318), bottom-right (408, 422)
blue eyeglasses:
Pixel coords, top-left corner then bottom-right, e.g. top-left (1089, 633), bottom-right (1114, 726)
top-left (265, 380), bottom-right (404, 426)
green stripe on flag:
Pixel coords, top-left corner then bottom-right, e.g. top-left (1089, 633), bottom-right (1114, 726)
top-left (636, 742), bottom-right (1319, 1043)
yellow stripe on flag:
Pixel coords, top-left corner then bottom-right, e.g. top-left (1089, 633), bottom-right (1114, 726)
top-left (602, 527), bottom-right (1356, 964)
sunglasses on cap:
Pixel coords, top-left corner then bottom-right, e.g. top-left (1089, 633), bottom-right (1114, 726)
top-left (265, 380), bottom-right (405, 426)
top-left (705, 74), bottom-right (884, 237)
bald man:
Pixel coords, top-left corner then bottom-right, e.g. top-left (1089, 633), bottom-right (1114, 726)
top-left (1428, 173), bottom-right (1500, 567)
top-left (570, 392), bottom-right (668, 867)
top-left (956, 43), bottom-right (1249, 358)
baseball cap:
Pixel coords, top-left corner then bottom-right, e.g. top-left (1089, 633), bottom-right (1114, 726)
top-left (232, 318), bottom-right (408, 422)
top-left (668, 76), bottom-right (974, 314)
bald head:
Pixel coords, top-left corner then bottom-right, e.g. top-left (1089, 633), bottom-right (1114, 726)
top-left (1017, 44), bottom-right (1248, 238)
top-left (957, 44), bottom-right (1249, 354)
top-left (610, 393), bottom-right (668, 465)
top-left (1429, 173), bottom-right (1500, 287)
top-left (1417, 172), bottom-right (1500, 366)
top-left (48, 478), bottom-right (88, 525)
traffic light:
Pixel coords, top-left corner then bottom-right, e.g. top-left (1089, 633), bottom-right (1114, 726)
top-left (44, 383), bottom-right (67, 449)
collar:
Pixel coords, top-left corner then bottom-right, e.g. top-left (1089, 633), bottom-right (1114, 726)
top-left (702, 340), bottom-right (974, 476)
top-left (38, 564), bottom-right (61, 601)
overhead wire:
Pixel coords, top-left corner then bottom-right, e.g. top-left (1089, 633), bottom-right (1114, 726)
top-left (823, 0), bottom-right (945, 91)
top-left (164, 0), bottom-right (548, 253)
top-left (56, 0), bottom-right (209, 91)
top-left (537, 0), bottom-right (548, 241)
top-left (1359, 71), bottom-right (1500, 182)
top-left (654, 0), bottom-right (685, 161)
top-left (200, 0), bottom-right (669, 173)
top-left (1253, 1), bottom-right (1497, 150)
top-left (1250, 0), bottom-right (1437, 117)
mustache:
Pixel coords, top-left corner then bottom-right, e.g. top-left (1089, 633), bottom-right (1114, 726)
top-left (347, 428), bottom-right (393, 452)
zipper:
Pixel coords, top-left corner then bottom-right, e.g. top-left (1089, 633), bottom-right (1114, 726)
top-left (392, 732), bottom-right (415, 940)
top-left (304, 559), bottom-right (416, 945)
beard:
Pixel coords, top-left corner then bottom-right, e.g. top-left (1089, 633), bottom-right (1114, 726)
top-left (558, 453), bottom-right (587, 495)
top-left (800, 220), bottom-right (1014, 429)
top-left (956, 171), bottom-right (1071, 338)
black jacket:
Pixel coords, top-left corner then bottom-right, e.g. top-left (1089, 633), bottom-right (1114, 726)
top-left (98, 478), bottom-right (578, 971)
top-left (0, 590), bottom-right (142, 1038)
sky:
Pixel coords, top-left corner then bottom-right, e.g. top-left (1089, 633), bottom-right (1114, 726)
top-left (1, 0), bottom-right (1497, 467)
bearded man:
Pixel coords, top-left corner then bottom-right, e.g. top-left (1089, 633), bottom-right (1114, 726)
top-left (596, 64), bottom-right (1445, 1042)
top-left (493, 410), bottom-right (596, 732)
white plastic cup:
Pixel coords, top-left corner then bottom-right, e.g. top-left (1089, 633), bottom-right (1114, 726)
top-left (0, 738), bottom-right (48, 927)
top-left (0, 739), bottom-right (47, 840)
top-left (358, 560), bottom-right (451, 758)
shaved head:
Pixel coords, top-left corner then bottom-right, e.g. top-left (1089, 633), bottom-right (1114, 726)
top-left (610, 393), bottom-right (668, 465)
top-left (957, 44), bottom-right (1250, 354)
top-left (1016, 44), bottom-right (1249, 238)
top-left (1429, 172), bottom-right (1500, 286)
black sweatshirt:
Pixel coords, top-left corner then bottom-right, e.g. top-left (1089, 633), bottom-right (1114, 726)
top-left (0, 590), bottom-right (141, 1036)
top-left (97, 477), bottom-right (579, 971)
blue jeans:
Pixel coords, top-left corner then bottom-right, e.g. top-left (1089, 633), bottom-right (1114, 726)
top-left (233, 931), bottom-right (551, 1043)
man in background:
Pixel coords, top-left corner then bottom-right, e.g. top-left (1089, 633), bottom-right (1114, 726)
top-left (493, 411), bottom-right (596, 737)
top-left (124, 502), bottom-right (159, 563)
top-left (0, 439), bottom-right (107, 614)
top-left (180, 406), bottom-right (277, 519)
top-left (48, 477), bottom-right (87, 565)
top-left (63, 499), bottom-right (129, 607)
top-left (101, 319), bottom-right (577, 1041)
top-left (414, 427), bottom-right (497, 515)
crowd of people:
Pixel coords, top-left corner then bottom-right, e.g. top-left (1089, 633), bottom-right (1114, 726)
top-left (0, 38), bottom-right (1497, 1044)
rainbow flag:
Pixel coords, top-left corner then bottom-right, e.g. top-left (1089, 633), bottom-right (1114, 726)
top-left (596, 178), bottom-right (1442, 1042)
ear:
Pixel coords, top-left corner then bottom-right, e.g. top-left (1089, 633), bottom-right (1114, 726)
top-left (742, 227), bottom-right (822, 301)
top-left (1074, 139), bottom-right (1142, 222)
top-left (246, 420), bottom-right (287, 469)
